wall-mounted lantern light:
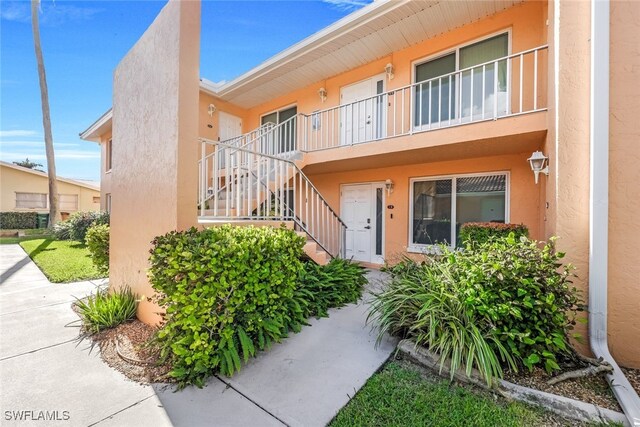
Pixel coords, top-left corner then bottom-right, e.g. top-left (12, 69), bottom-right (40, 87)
top-left (385, 178), bottom-right (394, 195)
top-left (528, 151), bottom-right (549, 184)
top-left (207, 104), bottom-right (216, 117)
top-left (318, 87), bottom-right (327, 103)
top-left (385, 63), bottom-right (394, 80)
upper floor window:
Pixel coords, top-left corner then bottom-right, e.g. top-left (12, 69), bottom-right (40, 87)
top-left (105, 139), bottom-right (113, 172)
top-left (105, 193), bottom-right (112, 214)
top-left (414, 32), bottom-right (509, 128)
top-left (15, 192), bottom-right (47, 209)
top-left (261, 106), bottom-right (297, 154)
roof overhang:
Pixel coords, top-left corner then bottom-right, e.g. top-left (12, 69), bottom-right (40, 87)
top-left (79, 108), bottom-right (112, 143)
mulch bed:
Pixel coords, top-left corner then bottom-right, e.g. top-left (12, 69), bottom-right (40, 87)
top-left (622, 367), bottom-right (640, 396)
top-left (504, 365), bottom-right (621, 412)
top-left (91, 320), bottom-right (172, 385)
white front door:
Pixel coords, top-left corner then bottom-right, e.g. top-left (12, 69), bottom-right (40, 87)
top-left (219, 111), bottom-right (243, 142)
top-left (340, 75), bottom-right (386, 145)
top-left (342, 183), bottom-right (385, 264)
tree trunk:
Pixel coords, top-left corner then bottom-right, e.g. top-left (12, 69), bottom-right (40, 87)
top-left (31, 0), bottom-right (59, 227)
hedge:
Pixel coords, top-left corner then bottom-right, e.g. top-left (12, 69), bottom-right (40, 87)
top-left (459, 222), bottom-right (528, 245)
top-left (0, 212), bottom-right (38, 230)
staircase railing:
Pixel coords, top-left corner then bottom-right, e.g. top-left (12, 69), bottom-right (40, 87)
top-left (198, 139), bottom-right (346, 258)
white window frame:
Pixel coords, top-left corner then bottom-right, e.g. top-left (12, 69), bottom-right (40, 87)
top-left (15, 192), bottom-right (47, 209)
top-left (411, 29), bottom-right (513, 129)
top-left (259, 103), bottom-right (297, 125)
top-left (105, 193), bottom-right (112, 214)
top-left (408, 171), bottom-right (510, 253)
top-left (105, 139), bottom-right (113, 173)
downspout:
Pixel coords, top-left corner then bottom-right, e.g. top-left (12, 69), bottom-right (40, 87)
top-left (589, 0), bottom-right (640, 425)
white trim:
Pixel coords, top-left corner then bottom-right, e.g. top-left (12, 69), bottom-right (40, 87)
top-left (407, 171), bottom-right (510, 252)
top-left (259, 103), bottom-right (298, 124)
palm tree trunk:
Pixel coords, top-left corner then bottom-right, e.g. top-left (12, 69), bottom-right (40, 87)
top-left (31, 0), bottom-right (59, 227)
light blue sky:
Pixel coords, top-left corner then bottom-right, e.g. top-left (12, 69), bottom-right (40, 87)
top-left (0, 0), bottom-right (369, 182)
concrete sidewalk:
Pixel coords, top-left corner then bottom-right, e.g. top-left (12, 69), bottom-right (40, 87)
top-left (0, 244), bottom-right (396, 427)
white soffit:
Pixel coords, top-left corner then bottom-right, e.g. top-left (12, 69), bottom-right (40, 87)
top-left (213, 0), bottom-right (525, 109)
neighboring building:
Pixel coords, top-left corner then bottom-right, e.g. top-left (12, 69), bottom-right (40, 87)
top-left (0, 161), bottom-right (100, 219)
top-left (80, 0), bottom-right (640, 408)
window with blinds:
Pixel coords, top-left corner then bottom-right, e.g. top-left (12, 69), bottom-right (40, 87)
top-left (59, 194), bottom-right (79, 211)
top-left (16, 193), bottom-right (47, 209)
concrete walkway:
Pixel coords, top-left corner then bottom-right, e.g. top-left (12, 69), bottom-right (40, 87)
top-left (0, 244), bottom-right (396, 427)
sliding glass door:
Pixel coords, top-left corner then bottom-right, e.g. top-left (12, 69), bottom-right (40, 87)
top-left (261, 106), bottom-right (297, 154)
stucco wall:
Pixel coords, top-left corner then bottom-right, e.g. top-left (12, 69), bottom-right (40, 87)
top-left (0, 164), bottom-right (100, 214)
top-left (111, 0), bottom-right (200, 325)
top-left (608, 0), bottom-right (640, 367)
top-left (99, 131), bottom-right (112, 211)
top-left (307, 151), bottom-right (540, 261)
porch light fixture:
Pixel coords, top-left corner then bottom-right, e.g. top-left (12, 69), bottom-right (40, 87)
top-left (385, 63), bottom-right (394, 80)
top-left (385, 178), bottom-right (394, 195)
top-left (528, 151), bottom-right (549, 184)
top-left (318, 87), bottom-right (327, 103)
top-left (207, 104), bottom-right (216, 117)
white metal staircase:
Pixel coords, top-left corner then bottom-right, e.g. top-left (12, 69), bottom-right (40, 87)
top-left (198, 119), bottom-right (345, 263)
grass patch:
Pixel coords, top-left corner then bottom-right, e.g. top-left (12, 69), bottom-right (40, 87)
top-left (0, 235), bottom-right (49, 245)
top-left (19, 238), bottom-right (105, 283)
top-left (331, 361), bottom-right (572, 427)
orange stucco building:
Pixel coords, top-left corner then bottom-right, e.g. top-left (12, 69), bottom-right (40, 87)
top-left (80, 1), bottom-right (640, 418)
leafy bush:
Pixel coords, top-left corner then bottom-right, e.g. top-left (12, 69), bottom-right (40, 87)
top-left (370, 257), bottom-right (516, 386)
top-left (459, 222), bottom-right (528, 245)
top-left (453, 234), bottom-right (583, 372)
top-left (370, 233), bottom-right (583, 384)
top-left (298, 258), bottom-right (367, 318)
top-left (54, 211), bottom-right (109, 241)
top-left (149, 225), bottom-right (307, 387)
top-left (0, 212), bottom-right (38, 229)
top-left (75, 287), bottom-right (137, 334)
top-left (85, 224), bottom-right (109, 275)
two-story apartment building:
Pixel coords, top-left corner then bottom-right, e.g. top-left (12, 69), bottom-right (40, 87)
top-left (80, 1), bottom-right (640, 419)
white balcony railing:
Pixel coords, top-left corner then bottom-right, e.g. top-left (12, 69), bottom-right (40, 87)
top-left (298, 45), bottom-right (548, 151)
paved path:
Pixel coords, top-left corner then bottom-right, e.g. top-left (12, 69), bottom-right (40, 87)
top-left (0, 244), bottom-right (396, 426)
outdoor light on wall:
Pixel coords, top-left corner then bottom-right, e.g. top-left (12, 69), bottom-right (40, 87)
top-left (207, 104), bottom-right (216, 117)
top-left (528, 151), bottom-right (549, 184)
top-left (385, 179), bottom-right (394, 195)
top-left (385, 63), bottom-right (395, 80)
top-left (318, 87), bottom-right (327, 103)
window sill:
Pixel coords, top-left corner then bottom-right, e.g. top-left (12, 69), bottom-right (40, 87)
top-left (105, 169), bottom-right (112, 174)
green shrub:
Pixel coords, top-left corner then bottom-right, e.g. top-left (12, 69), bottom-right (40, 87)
top-left (298, 258), bottom-right (367, 318)
top-left (458, 222), bottom-right (528, 245)
top-left (149, 225), bottom-right (307, 387)
top-left (54, 211), bottom-right (109, 241)
top-left (454, 234), bottom-right (583, 373)
top-left (370, 256), bottom-right (516, 386)
top-left (0, 212), bottom-right (38, 229)
top-left (85, 224), bottom-right (109, 275)
top-left (369, 233), bottom-right (583, 384)
top-left (75, 287), bottom-right (137, 334)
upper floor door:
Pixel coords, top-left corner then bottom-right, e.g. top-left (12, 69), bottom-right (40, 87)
top-left (340, 74), bottom-right (386, 145)
top-left (219, 111), bottom-right (243, 142)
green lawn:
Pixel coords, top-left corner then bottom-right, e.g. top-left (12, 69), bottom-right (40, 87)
top-left (0, 234), bottom-right (50, 245)
top-left (19, 238), bottom-right (105, 283)
top-left (331, 361), bottom-right (575, 427)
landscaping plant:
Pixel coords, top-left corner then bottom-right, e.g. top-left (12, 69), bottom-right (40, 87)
top-left (369, 233), bottom-right (584, 385)
top-left (149, 225), bottom-right (307, 387)
top-left (0, 212), bottom-right (39, 229)
top-left (85, 224), bottom-right (109, 275)
top-left (458, 222), bottom-right (528, 245)
top-left (54, 211), bottom-right (109, 241)
top-left (297, 258), bottom-right (367, 318)
top-left (148, 225), bottom-right (367, 388)
top-left (75, 287), bottom-right (137, 334)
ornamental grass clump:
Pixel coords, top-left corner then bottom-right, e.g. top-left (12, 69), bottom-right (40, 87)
top-left (369, 233), bottom-right (584, 386)
top-left (75, 287), bottom-right (137, 334)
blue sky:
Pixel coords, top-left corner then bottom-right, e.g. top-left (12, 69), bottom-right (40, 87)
top-left (0, 0), bottom-right (369, 182)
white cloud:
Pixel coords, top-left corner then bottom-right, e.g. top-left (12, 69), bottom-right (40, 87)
top-left (1, 150), bottom-right (100, 160)
top-left (0, 2), bottom-right (103, 26)
top-left (0, 130), bottom-right (39, 138)
top-left (0, 140), bottom-right (78, 148)
top-left (322, 0), bottom-right (372, 12)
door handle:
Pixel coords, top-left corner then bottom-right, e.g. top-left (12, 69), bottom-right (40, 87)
top-left (364, 225), bottom-right (371, 229)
